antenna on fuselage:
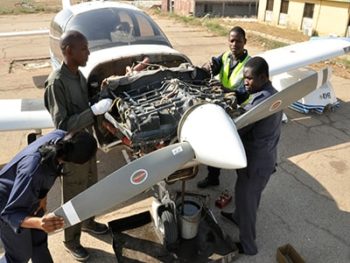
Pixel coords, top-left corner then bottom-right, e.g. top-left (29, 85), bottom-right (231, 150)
top-left (62, 0), bottom-right (71, 9)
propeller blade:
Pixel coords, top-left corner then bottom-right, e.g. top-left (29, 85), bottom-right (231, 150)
top-left (54, 142), bottom-right (194, 228)
top-left (234, 67), bottom-right (329, 130)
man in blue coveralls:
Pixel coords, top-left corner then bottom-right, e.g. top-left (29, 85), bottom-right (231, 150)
top-left (221, 57), bottom-right (283, 255)
top-left (0, 129), bottom-right (97, 263)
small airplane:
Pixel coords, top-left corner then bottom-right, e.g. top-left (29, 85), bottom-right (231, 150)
top-left (0, 0), bottom-right (349, 243)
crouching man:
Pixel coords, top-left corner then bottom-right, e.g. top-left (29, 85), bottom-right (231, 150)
top-left (0, 130), bottom-right (97, 263)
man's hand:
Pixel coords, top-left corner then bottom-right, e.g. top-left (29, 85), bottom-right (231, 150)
top-left (125, 57), bottom-right (150, 76)
top-left (34, 196), bottom-right (47, 215)
top-left (125, 65), bottom-right (133, 76)
top-left (91, 98), bottom-right (113, 115)
top-left (209, 78), bottom-right (222, 88)
top-left (100, 78), bottom-right (109, 89)
top-left (201, 61), bottom-right (212, 73)
top-left (40, 213), bottom-right (65, 233)
top-left (21, 213), bottom-right (65, 233)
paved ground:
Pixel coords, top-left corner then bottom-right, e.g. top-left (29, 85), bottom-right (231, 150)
top-left (0, 11), bottom-right (350, 263)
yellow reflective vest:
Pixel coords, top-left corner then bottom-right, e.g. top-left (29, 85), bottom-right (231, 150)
top-left (219, 51), bottom-right (250, 90)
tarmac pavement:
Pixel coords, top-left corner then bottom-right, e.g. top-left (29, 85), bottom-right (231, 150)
top-left (0, 12), bottom-right (350, 263)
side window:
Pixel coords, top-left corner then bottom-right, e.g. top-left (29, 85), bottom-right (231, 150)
top-left (49, 20), bottom-right (63, 64)
top-left (50, 20), bottom-right (62, 38)
top-left (119, 10), bottom-right (133, 24)
top-left (135, 14), bottom-right (154, 36)
top-left (118, 10), bottom-right (133, 35)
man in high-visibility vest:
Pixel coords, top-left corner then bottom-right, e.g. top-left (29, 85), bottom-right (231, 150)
top-left (197, 26), bottom-right (250, 189)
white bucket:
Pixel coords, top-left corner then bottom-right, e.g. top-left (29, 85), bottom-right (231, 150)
top-left (178, 200), bottom-right (202, 239)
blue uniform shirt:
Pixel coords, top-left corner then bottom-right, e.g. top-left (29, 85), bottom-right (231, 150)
top-left (239, 82), bottom-right (283, 174)
top-left (0, 130), bottom-right (66, 233)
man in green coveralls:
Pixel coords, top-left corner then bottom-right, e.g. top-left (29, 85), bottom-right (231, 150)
top-left (44, 30), bottom-right (112, 262)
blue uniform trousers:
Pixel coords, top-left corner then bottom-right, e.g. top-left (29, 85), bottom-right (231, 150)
top-left (233, 167), bottom-right (272, 255)
top-left (0, 220), bottom-right (53, 263)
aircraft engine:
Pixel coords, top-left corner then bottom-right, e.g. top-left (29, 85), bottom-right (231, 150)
top-left (93, 64), bottom-right (238, 157)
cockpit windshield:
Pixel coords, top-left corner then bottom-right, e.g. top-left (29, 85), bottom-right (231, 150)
top-left (66, 7), bottom-right (171, 50)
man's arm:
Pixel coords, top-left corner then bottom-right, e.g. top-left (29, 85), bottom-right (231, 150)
top-left (1, 155), bottom-right (43, 233)
top-left (44, 79), bottom-right (95, 132)
top-left (202, 53), bottom-right (224, 77)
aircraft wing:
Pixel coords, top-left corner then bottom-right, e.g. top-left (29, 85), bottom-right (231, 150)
top-left (0, 99), bottom-right (53, 131)
top-left (260, 37), bottom-right (350, 77)
top-left (1, 37), bottom-right (348, 132)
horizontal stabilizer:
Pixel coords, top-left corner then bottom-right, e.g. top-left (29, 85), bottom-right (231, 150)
top-left (234, 67), bottom-right (330, 130)
top-left (62, 0), bottom-right (71, 9)
top-left (53, 142), bottom-right (195, 227)
top-left (0, 99), bottom-right (53, 131)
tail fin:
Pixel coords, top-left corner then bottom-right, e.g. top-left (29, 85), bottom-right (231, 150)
top-left (62, 0), bottom-right (71, 9)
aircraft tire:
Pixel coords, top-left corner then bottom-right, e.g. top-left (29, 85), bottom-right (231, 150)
top-left (160, 210), bottom-right (178, 247)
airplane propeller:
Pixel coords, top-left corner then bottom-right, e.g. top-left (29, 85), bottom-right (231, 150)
top-left (54, 142), bottom-right (195, 227)
top-left (54, 102), bottom-right (247, 227)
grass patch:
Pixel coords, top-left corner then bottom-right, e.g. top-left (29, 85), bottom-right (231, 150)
top-left (203, 20), bottom-right (228, 36)
top-left (168, 12), bottom-right (202, 26)
top-left (158, 11), bottom-right (289, 51)
top-left (249, 34), bottom-right (287, 50)
top-left (336, 57), bottom-right (350, 68)
top-left (0, 0), bottom-right (60, 15)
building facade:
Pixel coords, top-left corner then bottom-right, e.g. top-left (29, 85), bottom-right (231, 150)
top-left (162, 0), bottom-right (257, 17)
top-left (257, 0), bottom-right (350, 37)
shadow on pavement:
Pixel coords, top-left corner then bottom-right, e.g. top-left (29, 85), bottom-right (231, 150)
top-left (109, 209), bottom-right (239, 262)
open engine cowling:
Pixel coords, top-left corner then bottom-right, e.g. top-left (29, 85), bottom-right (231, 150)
top-left (94, 64), bottom-right (238, 154)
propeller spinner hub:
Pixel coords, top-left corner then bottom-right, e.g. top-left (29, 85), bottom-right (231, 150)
top-left (178, 103), bottom-right (247, 169)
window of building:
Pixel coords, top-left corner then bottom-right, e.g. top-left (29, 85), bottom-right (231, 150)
top-left (266, 0), bottom-right (274, 11)
top-left (303, 3), bottom-right (314, 18)
top-left (280, 0), bottom-right (289, 14)
top-left (204, 4), bottom-right (213, 13)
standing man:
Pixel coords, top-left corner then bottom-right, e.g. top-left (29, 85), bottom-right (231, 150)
top-left (44, 30), bottom-right (112, 261)
top-left (0, 130), bottom-right (97, 263)
top-left (221, 57), bottom-right (283, 255)
top-left (197, 26), bottom-right (250, 188)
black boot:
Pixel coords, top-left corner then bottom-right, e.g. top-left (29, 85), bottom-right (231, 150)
top-left (197, 176), bottom-right (219, 188)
